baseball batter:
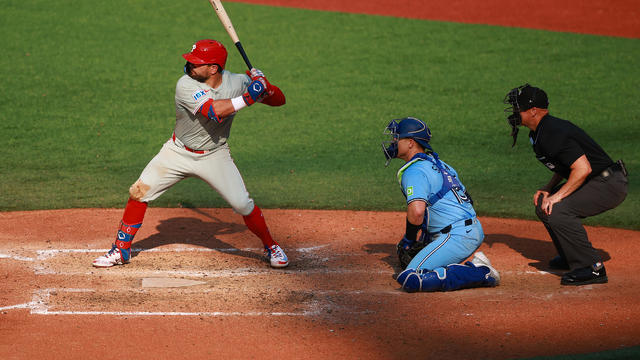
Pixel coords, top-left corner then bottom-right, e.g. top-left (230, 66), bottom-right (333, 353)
top-left (382, 117), bottom-right (500, 292)
top-left (93, 39), bottom-right (289, 268)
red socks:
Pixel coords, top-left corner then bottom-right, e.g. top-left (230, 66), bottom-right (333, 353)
top-left (122, 197), bottom-right (147, 225)
top-left (116, 200), bottom-right (276, 256)
top-left (243, 205), bottom-right (277, 248)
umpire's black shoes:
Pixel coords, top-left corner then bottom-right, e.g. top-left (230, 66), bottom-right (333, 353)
top-left (549, 255), bottom-right (570, 270)
top-left (561, 262), bottom-right (608, 286)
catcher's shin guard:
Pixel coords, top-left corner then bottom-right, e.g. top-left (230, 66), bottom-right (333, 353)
top-left (397, 268), bottom-right (448, 292)
top-left (397, 264), bottom-right (496, 292)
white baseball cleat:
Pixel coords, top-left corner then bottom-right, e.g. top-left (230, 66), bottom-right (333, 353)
top-left (265, 244), bottom-right (289, 268)
top-left (471, 251), bottom-right (500, 285)
top-left (92, 245), bottom-right (128, 268)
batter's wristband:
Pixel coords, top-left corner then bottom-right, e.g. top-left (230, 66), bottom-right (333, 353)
top-left (232, 96), bottom-right (248, 111)
top-left (405, 218), bottom-right (421, 242)
top-left (242, 92), bottom-right (257, 106)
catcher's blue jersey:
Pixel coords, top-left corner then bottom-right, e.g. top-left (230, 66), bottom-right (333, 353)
top-left (398, 154), bottom-right (476, 233)
top-left (397, 153), bottom-right (484, 271)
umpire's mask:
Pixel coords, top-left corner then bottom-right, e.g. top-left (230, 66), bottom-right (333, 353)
top-left (503, 84), bottom-right (548, 147)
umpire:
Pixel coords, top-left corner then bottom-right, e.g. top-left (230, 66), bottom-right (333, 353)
top-left (504, 84), bottom-right (628, 286)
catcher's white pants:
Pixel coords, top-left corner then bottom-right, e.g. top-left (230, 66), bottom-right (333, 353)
top-left (136, 139), bottom-right (254, 216)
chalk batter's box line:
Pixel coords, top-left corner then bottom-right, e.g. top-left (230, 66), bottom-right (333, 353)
top-left (28, 248), bottom-right (551, 276)
top-left (33, 267), bottom-right (395, 276)
top-left (1, 248), bottom-right (554, 276)
top-left (29, 244), bottom-right (333, 260)
top-left (1, 244), bottom-right (371, 262)
top-left (0, 288), bottom-right (400, 317)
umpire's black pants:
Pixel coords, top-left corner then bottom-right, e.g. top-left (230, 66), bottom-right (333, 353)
top-left (535, 170), bottom-right (628, 270)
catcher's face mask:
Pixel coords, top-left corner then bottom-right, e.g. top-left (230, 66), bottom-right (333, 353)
top-left (503, 84), bottom-right (528, 147)
top-left (382, 119), bottom-right (401, 167)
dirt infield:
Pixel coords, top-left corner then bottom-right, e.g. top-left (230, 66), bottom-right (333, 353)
top-left (1, 208), bottom-right (639, 359)
top-left (232, 0), bottom-right (640, 38)
top-left (3, 1), bottom-right (638, 359)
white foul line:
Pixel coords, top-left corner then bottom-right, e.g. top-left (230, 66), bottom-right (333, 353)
top-left (0, 252), bottom-right (34, 261)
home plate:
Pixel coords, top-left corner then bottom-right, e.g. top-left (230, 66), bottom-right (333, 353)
top-left (142, 277), bottom-right (207, 288)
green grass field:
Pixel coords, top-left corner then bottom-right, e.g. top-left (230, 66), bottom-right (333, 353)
top-left (1, 0), bottom-right (638, 229)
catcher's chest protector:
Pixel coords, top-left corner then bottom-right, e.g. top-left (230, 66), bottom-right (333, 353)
top-left (397, 152), bottom-right (462, 206)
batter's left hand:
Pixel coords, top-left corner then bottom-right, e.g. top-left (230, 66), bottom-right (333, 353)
top-left (246, 68), bottom-right (266, 83)
top-left (249, 68), bottom-right (265, 79)
top-left (247, 69), bottom-right (276, 97)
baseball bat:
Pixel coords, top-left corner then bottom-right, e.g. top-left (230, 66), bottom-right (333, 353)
top-left (208, 0), bottom-right (253, 70)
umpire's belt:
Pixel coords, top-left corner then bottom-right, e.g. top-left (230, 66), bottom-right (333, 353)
top-left (433, 218), bottom-right (474, 235)
top-left (599, 160), bottom-right (627, 178)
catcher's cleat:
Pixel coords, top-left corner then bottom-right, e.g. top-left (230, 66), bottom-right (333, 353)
top-left (92, 244), bottom-right (128, 268)
top-left (548, 255), bottom-right (570, 270)
top-left (470, 251), bottom-right (500, 285)
top-left (264, 244), bottom-right (289, 268)
top-left (560, 263), bottom-right (607, 286)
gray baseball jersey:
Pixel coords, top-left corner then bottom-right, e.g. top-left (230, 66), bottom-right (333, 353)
top-left (174, 70), bottom-right (250, 151)
top-left (133, 70), bottom-right (256, 216)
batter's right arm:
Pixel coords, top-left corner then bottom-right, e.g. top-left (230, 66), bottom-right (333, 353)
top-left (199, 79), bottom-right (267, 123)
top-left (198, 98), bottom-right (236, 123)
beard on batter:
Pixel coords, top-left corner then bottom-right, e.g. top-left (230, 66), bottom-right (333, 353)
top-left (189, 71), bottom-right (209, 83)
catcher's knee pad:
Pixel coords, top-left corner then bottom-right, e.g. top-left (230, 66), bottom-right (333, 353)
top-left (397, 268), bottom-right (446, 292)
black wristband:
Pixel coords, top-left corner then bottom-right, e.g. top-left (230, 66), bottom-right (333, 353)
top-left (405, 218), bottom-right (421, 242)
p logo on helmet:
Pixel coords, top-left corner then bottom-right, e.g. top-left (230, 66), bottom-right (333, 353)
top-left (182, 39), bottom-right (228, 74)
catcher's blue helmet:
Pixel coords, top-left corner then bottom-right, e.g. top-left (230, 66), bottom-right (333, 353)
top-left (382, 117), bottom-right (432, 166)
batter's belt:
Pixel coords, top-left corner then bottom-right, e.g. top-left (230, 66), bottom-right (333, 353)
top-left (172, 132), bottom-right (209, 154)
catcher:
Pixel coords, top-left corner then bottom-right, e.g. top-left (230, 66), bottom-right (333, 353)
top-left (382, 117), bottom-right (500, 292)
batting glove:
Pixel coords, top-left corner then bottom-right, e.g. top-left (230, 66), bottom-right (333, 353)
top-left (250, 68), bottom-right (265, 79)
top-left (242, 78), bottom-right (267, 106)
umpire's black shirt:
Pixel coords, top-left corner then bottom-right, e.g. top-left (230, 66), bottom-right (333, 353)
top-left (529, 115), bottom-right (613, 179)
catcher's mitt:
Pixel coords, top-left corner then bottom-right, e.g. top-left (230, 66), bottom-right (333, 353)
top-left (397, 240), bottom-right (427, 269)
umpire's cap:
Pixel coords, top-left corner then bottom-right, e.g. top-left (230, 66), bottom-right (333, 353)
top-left (516, 84), bottom-right (549, 112)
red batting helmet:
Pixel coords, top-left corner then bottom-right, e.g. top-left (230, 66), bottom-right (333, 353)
top-left (182, 39), bottom-right (228, 69)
